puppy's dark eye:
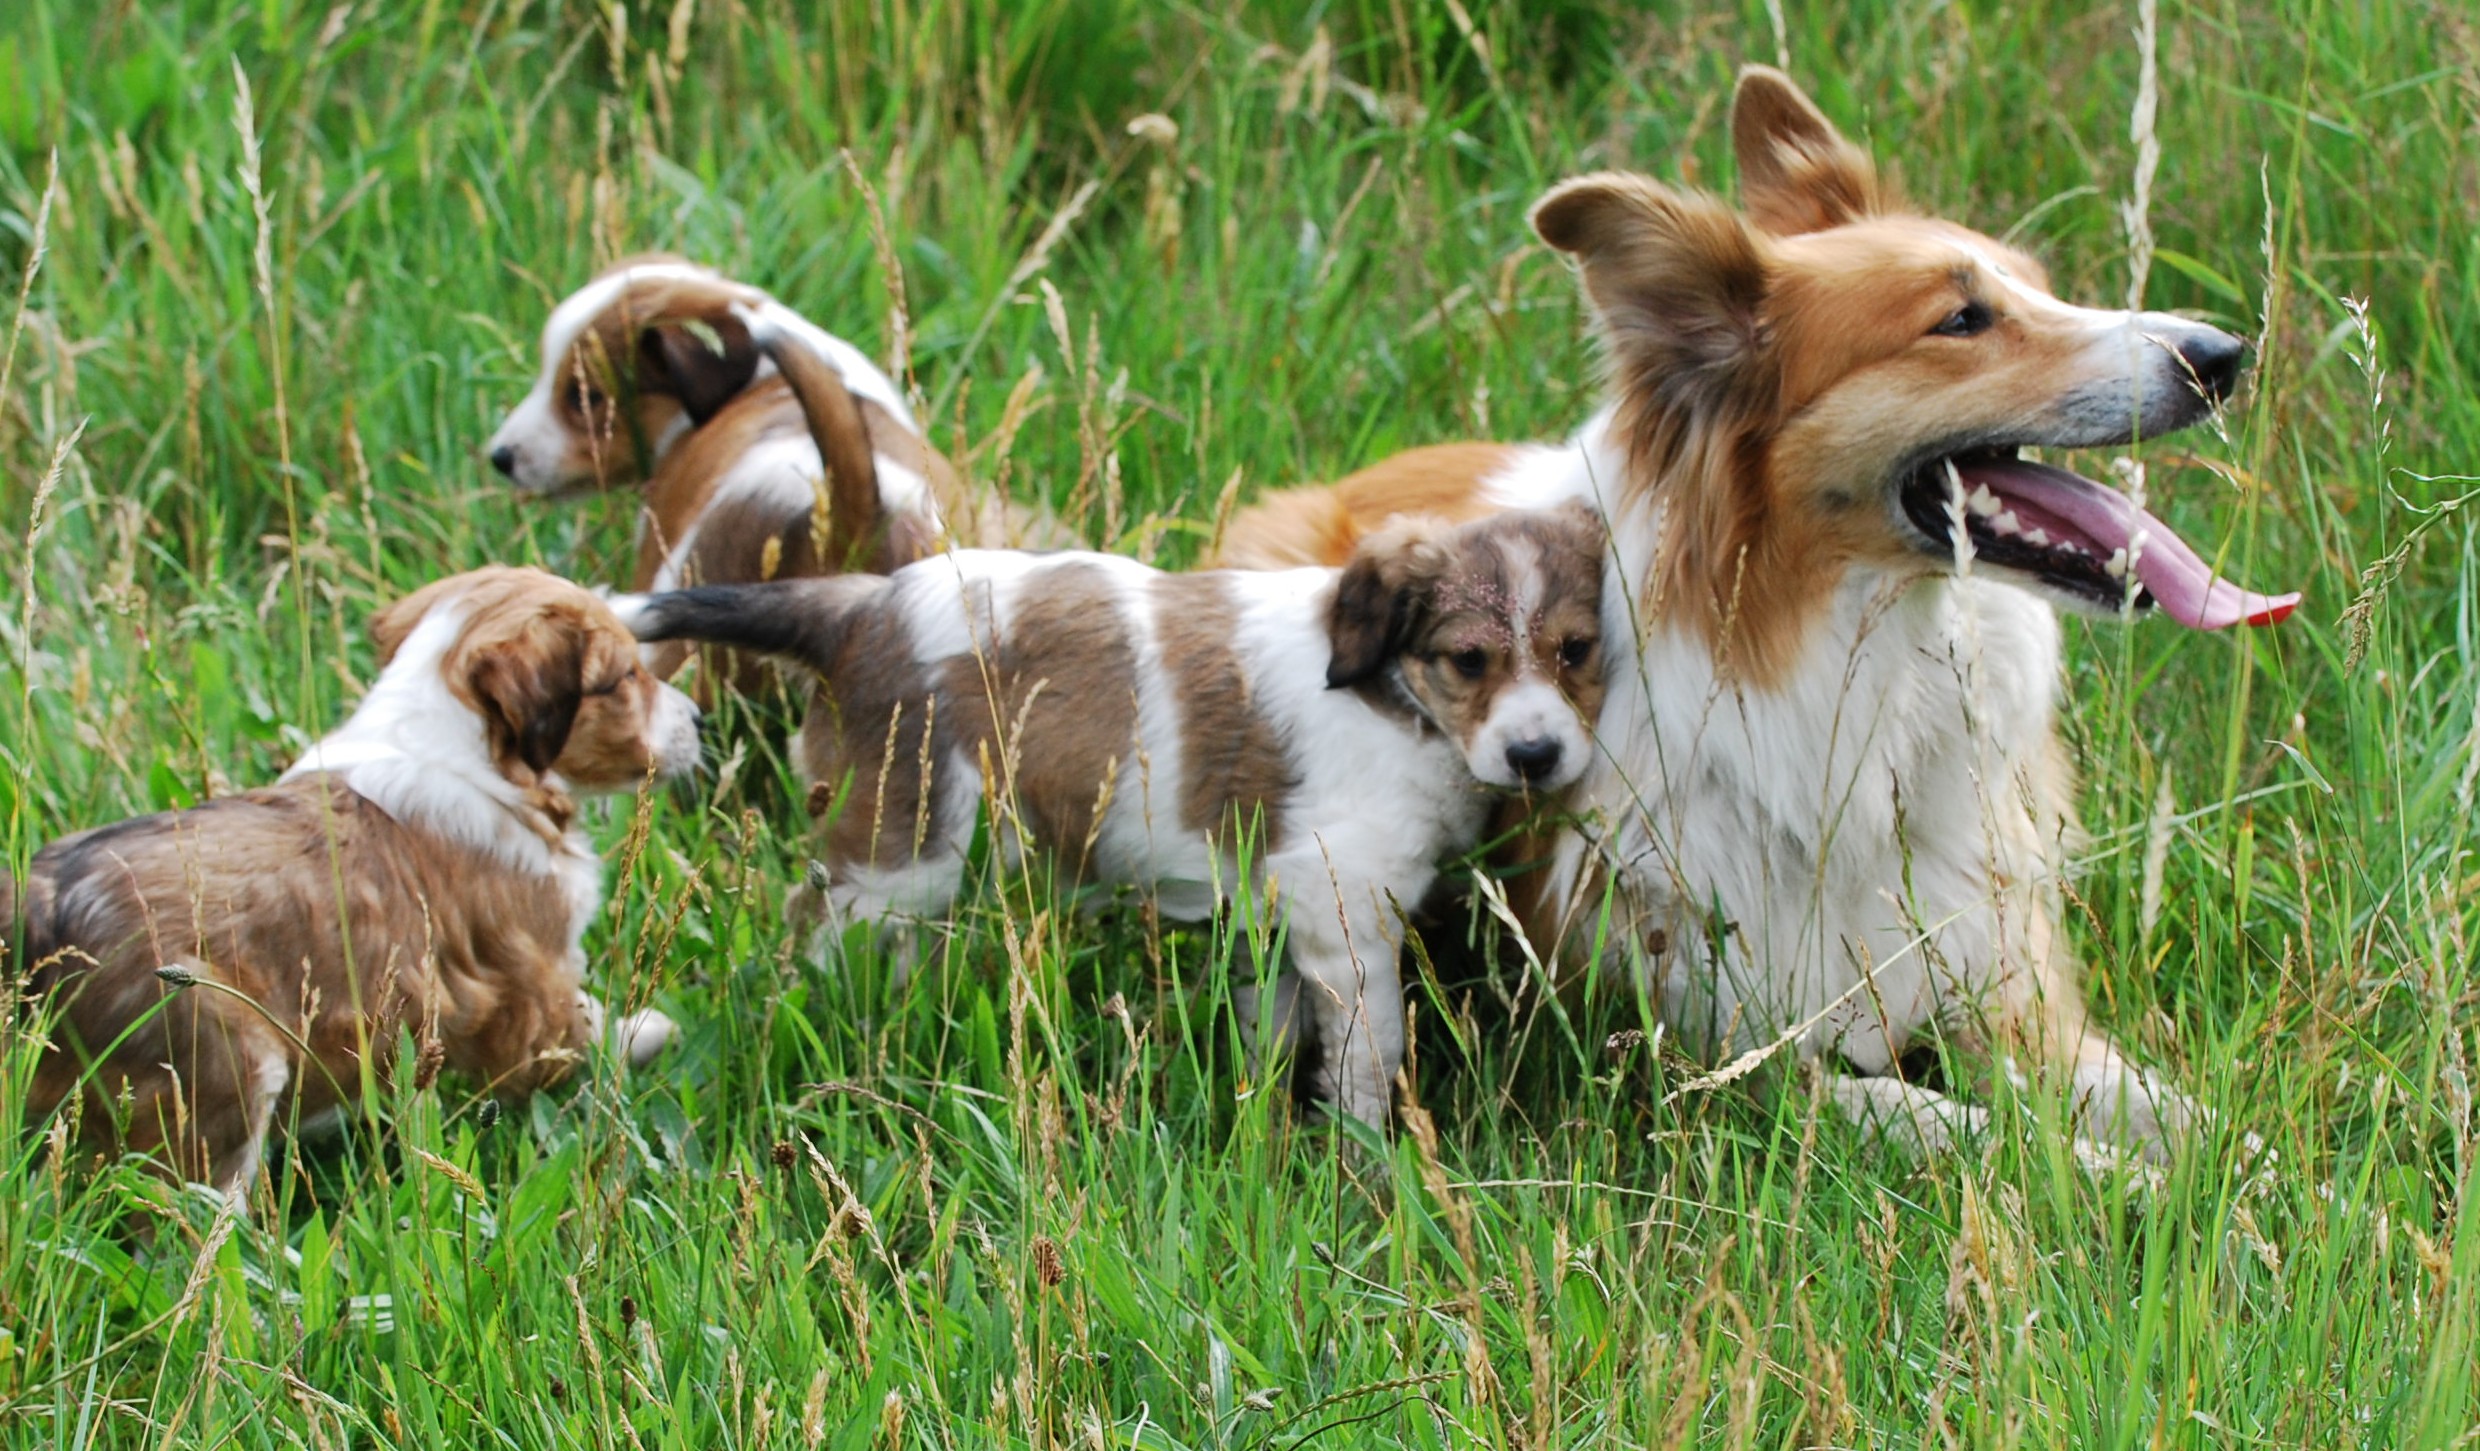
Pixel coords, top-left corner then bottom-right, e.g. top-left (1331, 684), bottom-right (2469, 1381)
top-left (1930, 301), bottom-right (1993, 338)
top-left (567, 378), bottom-right (609, 411)
top-left (1559, 636), bottom-right (1597, 669)
top-left (1449, 648), bottom-right (1489, 680)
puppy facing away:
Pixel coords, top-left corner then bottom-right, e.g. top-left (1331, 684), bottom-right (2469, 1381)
top-left (485, 258), bottom-right (1064, 684)
top-left (1215, 69), bottom-right (2299, 1159)
top-left (616, 506), bottom-right (1608, 1126)
top-left (8, 567), bottom-right (700, 1197)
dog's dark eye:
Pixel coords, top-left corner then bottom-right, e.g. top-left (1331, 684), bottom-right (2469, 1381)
top-left (1930, 301), bottom-right (1993, 338)
top-left (566, 378), bottom-right (608, 411)
top-left (1559, 636), bottom-right (1597, 669)
top-left (1449, 648), bottom-right (1489, 679)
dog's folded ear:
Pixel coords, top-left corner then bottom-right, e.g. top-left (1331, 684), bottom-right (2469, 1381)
top-left (638, 312), bottom-right (761, 425)
top-left (1532, 172), bottom-right (1773, 435)
top-left (1327, 516), bottom-right (1450, 689)
top-left (469, 625), bottom-right (587, 782)
top-left (1731, 66), bottom-right (1884, 236)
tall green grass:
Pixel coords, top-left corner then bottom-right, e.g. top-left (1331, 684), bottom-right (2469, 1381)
top-left (1, 0), bottom-right (2474, 1445)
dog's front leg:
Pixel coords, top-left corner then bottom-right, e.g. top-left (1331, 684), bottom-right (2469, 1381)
top-left (1822, 1071), bottom-right (1989, 1157)
top-left (1282, 895), bottom-right (1407, 1130)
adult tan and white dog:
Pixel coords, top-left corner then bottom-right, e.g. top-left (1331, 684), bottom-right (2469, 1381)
top-left (1219, 69), bottom-right (2298, 1157)
top-left (616, 508), bottom-right (1608, 1126)
top-left (7, 568), bottom-right (700, 1197)
top-left (485, 258), bottom-right (1060, 684)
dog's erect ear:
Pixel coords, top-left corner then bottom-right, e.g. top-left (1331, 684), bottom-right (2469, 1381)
top-left (1532, 172), bottom-right (1773, 425)
top-left (468, 620), bottom-right (587, 782)
top-left (1731, 66), bottom-right (1881, 235)
top-left (639, 312), bottom-right (760, 425)
top-left (1327, 517), bottom-right (1450, 689)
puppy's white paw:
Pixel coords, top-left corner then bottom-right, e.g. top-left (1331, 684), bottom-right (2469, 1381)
top-left (614, 1009), bottom-right (677, 1067)
top-left (577, 993), bottom-right (676, 1067)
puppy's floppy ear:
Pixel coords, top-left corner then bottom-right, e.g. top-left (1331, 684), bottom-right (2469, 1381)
top-left (639, 311), bottom-right (760, 425)
top-left (467, 614), bottom-right (589, 782)
top-left (1731, 66), bottom-right (1882, 236)
top-left (1532, 172), bottom-right (1774, 429)
top-left (1327, 517), bottom-right (1450, 689)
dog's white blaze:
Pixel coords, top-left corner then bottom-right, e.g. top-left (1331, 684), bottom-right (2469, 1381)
top-left (1466, 678), bottom-right (1590, 792)
top-left (491, 262), bottom-right (731, 493)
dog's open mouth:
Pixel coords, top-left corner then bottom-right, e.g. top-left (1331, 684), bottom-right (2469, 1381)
top-left (1898, 450), bottom-right (2298, 630)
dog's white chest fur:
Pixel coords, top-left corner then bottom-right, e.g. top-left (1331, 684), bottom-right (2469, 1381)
top-left (1497, 421), bottom-right (2071, 1067)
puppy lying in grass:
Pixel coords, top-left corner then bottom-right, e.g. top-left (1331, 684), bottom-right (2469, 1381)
top-left (6, 568), bottom-right (701, 1199)
top-left (616, 506), bottom-right (1607, 1126)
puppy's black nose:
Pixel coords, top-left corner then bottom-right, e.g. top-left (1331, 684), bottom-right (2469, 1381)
top-left (488, 443), bottom-right (519, 478)
top-left (2175, 328), bottom-right (2247, 404)
top-left (1504, 737), bottom-right (1564, 784)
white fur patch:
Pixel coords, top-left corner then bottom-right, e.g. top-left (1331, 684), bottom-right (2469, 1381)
top-left (1481, 409), bottom-right (2075, 1074)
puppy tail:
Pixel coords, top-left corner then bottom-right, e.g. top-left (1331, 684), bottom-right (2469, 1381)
top-left (612, 578), bottom-right (887, 676)
top-left (737, 303), bottom-right (887, 574)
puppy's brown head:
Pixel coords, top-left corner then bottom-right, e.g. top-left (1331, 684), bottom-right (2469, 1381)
top-left (1328, 503), bottom-right (1606, 792)
top-left (1530, 67), bottom-right (2293, 686)
top-left (487, 257), bottom-right (764, 495)
top-left (372, 566), bottom-right (703, 793)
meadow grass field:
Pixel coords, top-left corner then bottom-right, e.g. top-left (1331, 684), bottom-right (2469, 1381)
top-left (3, 0), bottom-right (2477, 1445)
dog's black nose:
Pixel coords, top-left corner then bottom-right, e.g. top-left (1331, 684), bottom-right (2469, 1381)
top-left (1504, 736), bottom-right (1564, 784)
top-left (2176, 328), bottom-right (2247, 404)
top-left (488, 443), bottom-right (519, 478)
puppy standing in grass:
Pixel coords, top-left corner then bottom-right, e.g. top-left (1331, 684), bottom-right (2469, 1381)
top-left (6, 568), bottom-right (699, 1198)
top-left (618, 507), bottom-right (1608, 1126)
top-left (486, 258), bottom-right (1065, 687)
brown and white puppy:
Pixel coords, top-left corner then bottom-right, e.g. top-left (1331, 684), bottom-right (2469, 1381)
top-left (1216, 68), bottom-right (2299, 1160)
top-left (615, 507), bottom-right (1607, 1127)
top-left (485, 258), bottom-right (1064, 686)
top-left (8, 568), bottom-right (700, 1197)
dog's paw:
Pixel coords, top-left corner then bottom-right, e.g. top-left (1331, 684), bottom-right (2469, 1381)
top-left (613, 1009), bottom-right (677, 1067)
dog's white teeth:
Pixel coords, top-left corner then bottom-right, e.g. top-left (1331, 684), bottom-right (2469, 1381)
top-left (1967, 484), bottom-right (2002, 518)
top-left (2105, 547), bottom-right (2130, 579)
top-left (2022, 527), bottom-right (2050, 547)
top-left (1990, 509), bottom-right (2021, 536)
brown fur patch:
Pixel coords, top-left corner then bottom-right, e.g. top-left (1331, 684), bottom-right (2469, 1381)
top-left (793, 566), bottom-right (1141, 877)
top-left (1216, 443), bottom-right (1526, 570)
top-left (945, 564), bottom-right (1140, 864)
top-left (1150, 573), bottom-right (1296, 845)
top-left (791, 591), bottom-right (941, 871)
top-left (18, 776), bottom-right (593, 1192)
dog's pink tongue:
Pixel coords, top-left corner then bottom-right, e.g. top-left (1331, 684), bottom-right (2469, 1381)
top-left (1958, 457), bottom-right (2299, 629)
